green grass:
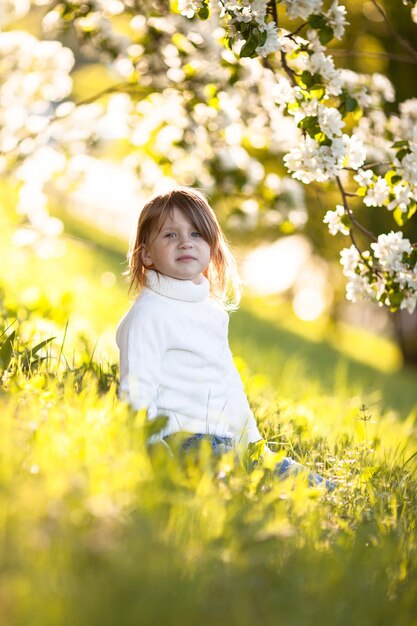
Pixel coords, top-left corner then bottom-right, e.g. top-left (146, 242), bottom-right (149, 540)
top-left (2, 189), bottom-right (417, 626)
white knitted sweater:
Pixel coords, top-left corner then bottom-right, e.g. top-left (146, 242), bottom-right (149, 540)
top-left (115, 270), bottom-right (262, 446)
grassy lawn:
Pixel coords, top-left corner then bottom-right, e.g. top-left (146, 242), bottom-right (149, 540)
top-left (1, 191), bottom-right (417, 626)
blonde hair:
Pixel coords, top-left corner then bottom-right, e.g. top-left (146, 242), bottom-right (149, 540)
top-left (125, 186), bottom-right (241, 309)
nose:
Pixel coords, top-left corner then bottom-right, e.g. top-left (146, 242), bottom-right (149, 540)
top-left (178, 234), bottom-right (193, 248)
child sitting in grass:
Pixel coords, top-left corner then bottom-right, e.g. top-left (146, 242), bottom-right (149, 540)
top-left (116, 186), bottom-right (335, 491)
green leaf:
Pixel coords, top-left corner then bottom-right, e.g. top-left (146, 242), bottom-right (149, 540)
top-left (238, 21), bottom-right (251, 35)
top-left (389, 291), bottom-right (403, 308)
top-left (0, 330), bottom-right (15, 371)
top-left (385, 170), bottom-right (401, 185)
top-left (393, 206), bottom-right (406, 226)
top-left (308, 14), bottom-right (326, 28)
top-left (392, 140), bottom-right (409, 148)
top-left (396, 148), bottom-right (411, 161)
top-left (315, 131), bottom-right (327, 143)
top-left (258, 29), bottom-right (268, 47)
top-left (298, 115), bottom-right (318, 129)
top-left (226, 36), bottom-right (234, 50)
top-left (197, 4), bottom-right (209, 19)
top-left (407, 201), bottom-right (417, 221)
top-left (240, 31), bottom-right (259, 58)
top-left (301, 70), bottom-right (313, 88)
top-left (310, 86), bottom-right (326, 100)
top-left (319, 25), bottom-right (334, 45)
top-left (344, 96), bottom-right (358, 113)
top-left (305, 126), bottom-right (320, 138)
top-left (319, 136), bottom-right (332, 146)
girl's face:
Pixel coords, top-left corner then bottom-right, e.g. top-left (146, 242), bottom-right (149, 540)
top-left (142, 207), bottom-right (211, 284)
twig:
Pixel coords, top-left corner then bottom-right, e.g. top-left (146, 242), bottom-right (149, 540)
top-left (280, 50), bottom-right (298, 85)
top-left (288, 21), bottom-right (308, 37)
top-left (331, 49), bottom-right (417, 65)
top-left (268, 0), bottom-right (279, 27)
top-left (362, 161), bottom-right (392, 170)
top-left (349, 226), bottom-right (376, 274)
top-left (73, 81), bottom-right (128, 107)
top-left (336, 175), bottom-right (378, 242)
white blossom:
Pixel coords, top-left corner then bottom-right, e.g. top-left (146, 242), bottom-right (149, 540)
top-left (370, 73), bottom-right (395, 104)
top-left (345, 273), bottom-right (372, 303)
top-left (284, 135), bottom-right (345, 183)
top-left (400, 144), bottom-right (417, 185)
top-left (343, 134), bottom-right (366, 169)
top-left (256, 22), bottom-right (281, 57)
top-left (178, 0), bottom-right (206, 18)
top-left (282, 0), bottom-right (323, 20)
top-left (354, 168), bottom-right (373, 188)
top-left (250, 0), bottom-right (269, 23)
top-left (225, 0), bottom-right (268, 25)
top-left (317, 104), bottom-right (344, 137)
top-left (371, 231), bottom-right (412, 274)
top-left (309, 50), bottom-right (343, 96)
top-left (340, 244), bottom-right (361, 274)
top-left (387, 181), bottom-right (413, 213)
top-left (325, 1), bottom-right (348, 39)
top-left (323, 204), bottom-right (350, 235)
top-left (272, 77), bottom-right (297, 108)
top-left (363, 177), bottom-right (390, 207)
top-left (0, 0), bottom-right (30, 28)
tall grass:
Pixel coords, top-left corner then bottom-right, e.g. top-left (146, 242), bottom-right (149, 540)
top-left (2, 187), bottom-right (417, 625)
top-left (1, 322), bottom-right (417, 626)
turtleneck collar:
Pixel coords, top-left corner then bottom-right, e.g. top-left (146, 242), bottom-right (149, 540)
top-left (145, 270), bottom-right (210, 302)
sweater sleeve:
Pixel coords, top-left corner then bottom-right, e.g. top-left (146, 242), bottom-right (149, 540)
top-left (224, 344), bottom-right (263, 444)
top-left (116, 302), bottom-right (166, 415)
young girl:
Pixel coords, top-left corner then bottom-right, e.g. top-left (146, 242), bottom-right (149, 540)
top-left (116, 187), bottom-right (335, 490)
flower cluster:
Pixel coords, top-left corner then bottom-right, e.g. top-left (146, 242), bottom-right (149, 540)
top-left (217, 0), bottom-right (286, 58)
top-left (178, 0), bottom-right (208, 19)
top-left (354, 140), bottom-right (417, 225)
top-left (323, 205), bottom-right (350, 236)
top-left (178, 0), bottom-right (416, 313)
top-left (281, 0), bottom-right (323, 19)
top-left (341, 233), bottom-right (417, 313)
top-left (2, 0), bottom-right (417, 315)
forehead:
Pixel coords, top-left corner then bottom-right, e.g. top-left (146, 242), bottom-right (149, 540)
top-left (158, 206), bottom-right (195, 230)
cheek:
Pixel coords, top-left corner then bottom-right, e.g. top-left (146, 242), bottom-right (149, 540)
top-left (202, 242), bottom-right (211, 258)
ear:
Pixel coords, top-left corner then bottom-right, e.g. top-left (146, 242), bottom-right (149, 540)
top-left (141, 245), bottom-right (153, 268)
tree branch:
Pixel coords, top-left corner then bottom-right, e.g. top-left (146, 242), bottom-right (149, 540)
top-left (331, 49), bottom-right (417, 65)
top-left (336, 175), bottom-right (378, 242)
top-left (268, 0), bottom-right (279, 27)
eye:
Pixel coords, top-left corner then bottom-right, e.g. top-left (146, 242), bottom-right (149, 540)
top-left (191, 231), bottom-right (201, 238)
top-left (164, 232), bottom-right (177, 238)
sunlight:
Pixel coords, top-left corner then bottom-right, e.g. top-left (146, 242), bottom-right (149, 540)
top-left (242, 235), bottom-right (312, 295)
top-left (293, 287), bottom-right (326, 321)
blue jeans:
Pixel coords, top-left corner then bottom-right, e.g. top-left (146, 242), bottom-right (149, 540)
top-left (162, 433), bottom-right (336, 491)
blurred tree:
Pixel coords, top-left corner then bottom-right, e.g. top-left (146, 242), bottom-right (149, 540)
top-left (1, 0), bottom-right (417, 361)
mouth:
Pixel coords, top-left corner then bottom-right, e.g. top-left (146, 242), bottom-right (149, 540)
top-left (177, 256), bottom-right (196, 261)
